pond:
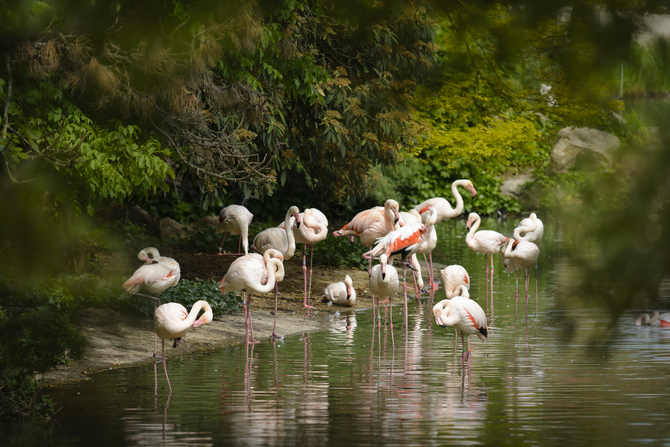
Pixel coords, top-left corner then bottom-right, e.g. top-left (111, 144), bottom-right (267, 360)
top-left (4, 217), bottom-right (670, 446)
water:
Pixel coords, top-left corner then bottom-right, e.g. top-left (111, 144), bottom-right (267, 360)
top-left (5, 217), bottom-right (670, 446)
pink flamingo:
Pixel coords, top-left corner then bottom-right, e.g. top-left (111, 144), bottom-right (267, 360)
top-left (217, 204), bottom-right (253, 256)
top-left (287, 208), bottom-right (329, 314)
top-left (219, 249), bottom-right (285, 342)
top-left (501, 237), bottom-right (540, 321)
top-left (465, 213), bottom-right (506, 309)
top-left (369, 254), bottom-right (399, 345)
top-left (154, 300), bottom-right (213, 396)
top-left (635, 312), bottom-right (670, 326)
top-left (322, 275), bottom-right (356, 307)
top-left (333, 199), bottom-right (400, 272)
top-left (398, 210), bottom-right (435, 295)
top-left (123, 247), bottom-right (181, 357)
top-left (433, 285), bottom-right (488, 369)
top-left (364, 208), bottom-right (438, 328)
top-left (414, 179), bottom-right (477, 289)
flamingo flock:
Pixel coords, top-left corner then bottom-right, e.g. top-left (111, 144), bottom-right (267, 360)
top-left (124, 179), bottom-right (557, 395)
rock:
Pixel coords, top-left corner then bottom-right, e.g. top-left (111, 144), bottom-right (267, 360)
top-left (193, 215), bottom-right (219, 229)
top-left (550, 127), bottom-right (620, 173)
top-left (500, 173), bottom-right (535, 198)
top-left (160, 217), bottom-right (190, 238)
top-left (500, 172), bottom-right (542, 209)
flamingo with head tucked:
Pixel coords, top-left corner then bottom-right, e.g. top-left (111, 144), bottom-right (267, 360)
top-left (154, 300), bottom-right (213, 395)
top-left (432, 285), bottom-right (488, 369)
top-left (219, 249), bottom-right (285, 342)
top-left (286, 208), bottom-right (329, 315)
top-left (465, 213), bottom-right (506, 309)
top-left (123, 247), bottom-right (181, 357)
top-left (513, 212), bottom-right (544, 311)
top-left (252, 206), bottom-right (301, 260)
top-left (217, 204), bottom-right (254, 256)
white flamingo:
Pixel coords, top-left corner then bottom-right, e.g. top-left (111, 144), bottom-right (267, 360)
top-left (433, 285), bottom-right (488, 369)
top-left (217, 204), bottom-right (254, 256)
top-left (252, 206), bottom-right (301, 260)
top-left (513, 212), bottom-right (544, 307)
top-left (441, 265), bottom-right (471, 299)
top-left (414, 179), bottom-right (476, 290)
top-left (369, 254), bottom-right (399, 345)
top-left (219, 249), bottom-right (285, 342)
top-left (154, 300), bottom-right (213, 395)
top-left (501, 237), bottom-right (540, 321)
top-left (123, 247), bottom-right (181, 357)
top-left (465, 213), bottom-right (506, 309)
top-left (322, 275), bottom-right (356, 307)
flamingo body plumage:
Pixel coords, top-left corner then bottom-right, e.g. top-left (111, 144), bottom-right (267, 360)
top-left (414, 179), bottom-right (476, 224)
top-left (635, 311), bottom-right (670, 327)
top-left (252, 206), bottom-right (301, 260)
top-left (217, 204), bottom-right (254, 255)
top-left (441, 265), bottom-right (471, 299)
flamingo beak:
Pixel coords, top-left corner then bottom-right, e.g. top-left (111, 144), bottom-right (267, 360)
top-left (435, 315), bottom-right (446, 328)
top-left (469, 185), bottom-right (477, 198)
top-left (381, 271), bottom-right (386, 280)
top-left (294, 213), bottom-right (301, 229)
top-left (349, 236), bottom-right (355, 247)
top-left (393, 209), bottom-right (400, 225)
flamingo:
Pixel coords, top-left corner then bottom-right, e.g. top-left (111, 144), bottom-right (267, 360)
top-left (501, 237), bottom-right (540, 321)
top-left (333, 199), bottom-right (400, 272)
top-left (123, 247), bottom-right (181, 357)
top-left (414, 179), bottom-right (477, 224)
top-left (635, 311), bottom-right (670, 326)
top-left (364, 208), bottom-right (438, 328)
top-left (400, 210), bottom-right (437, 294)
top-left (513, 212), bottom-right (544, 307)
top-left (252, 206), bottom-right (301, 260)
top-left (322, 275), bottom-right (356, 307)
top-left (432, 285), bottom-right (488, 369)
top-left (219, 249), bottom-right (285, 342)
top-left (154, 300), bottom-right (213, 395)
top-left (217, 204), bottom-right (254, 256)
top-left (414, 179), bottom-right (476, 290)
top-left (288, 208), bottom-right (329, 314)
top-left (369, 254), bottom-right (399, 345)
top-left (465, 213), bottom-right (506, 309)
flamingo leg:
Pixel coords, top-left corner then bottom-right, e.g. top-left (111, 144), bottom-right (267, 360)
top-left (490, 253), bottom-right (495, 311)
top-left (403, 263), bottom-right (409, 331)
top-left (467, 335), bottom-right (471, 370)
top-left (484, 256), bottom-right (490, 309)
top-left (242, 292), bottom-right (250, 346)
top-left (218, 230), bottom-right (229, 256)
top-left (237, 235), bottom-right (242, 255)
top-left (308, 245), bottom-right (315, 311)
top-left (514, 270), bottom-right (519, 322)
top-left (271, 283), bottom-right (280, 339)
top-left (389, 293), bottom-right (395, 347)
top-left (161, 339), bottom-right (172, 396)
top-left (461, 331), bottom-right (466, 368)
top-left (134, 292), bottom-right (161, 357)
top-left (302, 245), bottom-right (316, 314)
top-left (248, 294), bottom-right (260, 344)
top-left (525, 269), bottom-right (531, 322)
top-left (535, 263), bottom-right (539, 319)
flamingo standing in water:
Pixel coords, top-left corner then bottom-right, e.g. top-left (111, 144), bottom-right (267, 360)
top-left (219, 249), bottom-right (285, 342)
top-left (333, 199), bottom-right (400, 273)
top-left (436, 267), bottom-right (471, 348)
top-left (154, 300), bottom-right (213, 395)
top-left (433, 285), bottom-right (488, 369)
top-left (287, 208), bottom-right (328, 315)
top-left (399, 210), bottom-right (434, 296)
top-left (513, 212), bottom-right (544, 313)
top-left (635, 312), bottom-right (670, 326)
top-left (501, 237), bottom-right (539, 321)
top-left (322, 275), bottom-right (356, 307)
top-left (414, 179), bottom-right (477, 290)
top-left (217, 204), bottom-right (254, 256)
top-left (364, 208), bottom-right (438, 329)
top-left (369, 254), bottom-right (399, 345)
top-left (123, 247), bottom-right (181, 357)
top-left (465, 213), bottom-right (506, 309)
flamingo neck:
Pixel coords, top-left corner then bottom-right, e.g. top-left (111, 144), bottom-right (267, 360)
top-left (450, 180), bottom-right (467, 217)
top-left (283, 209), bottom-right (296, 258)
top-left (466, 215), bottom-right (481, 241)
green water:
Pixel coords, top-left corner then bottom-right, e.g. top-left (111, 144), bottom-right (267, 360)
top-left (4, 217), bottom-right (670, 446)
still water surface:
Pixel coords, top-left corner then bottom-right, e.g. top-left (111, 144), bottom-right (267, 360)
top-left (5, 217), bottom-right (670, 446)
